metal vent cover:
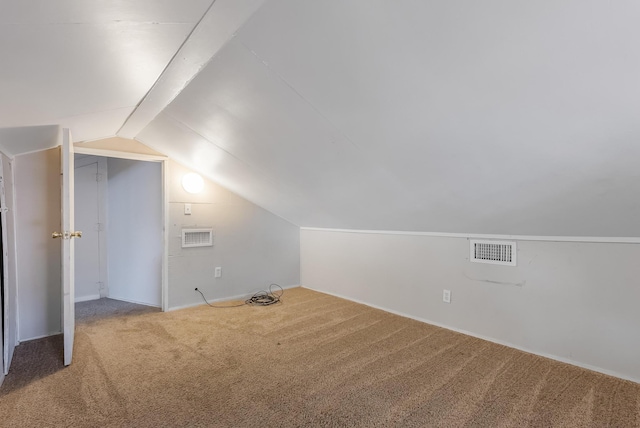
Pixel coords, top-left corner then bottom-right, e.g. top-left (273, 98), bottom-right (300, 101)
top-left (470, 240), bottom-right (516, 266)
top-left (182, 229), bottom-right (213, 248)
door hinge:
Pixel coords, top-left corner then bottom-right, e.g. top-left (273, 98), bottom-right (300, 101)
top-left (96, 173), bottom-right (103, 182)
top-left (98, 282), bottom-right (105, 290)
top-left (94, 223), bottom-right (104, 231)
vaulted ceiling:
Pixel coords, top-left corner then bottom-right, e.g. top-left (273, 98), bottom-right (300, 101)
top-left (2, 1), bottom-right (640, 236)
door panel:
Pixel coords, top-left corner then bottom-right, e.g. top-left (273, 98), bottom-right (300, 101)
top-left (60, 129), bottom-right (76, 366)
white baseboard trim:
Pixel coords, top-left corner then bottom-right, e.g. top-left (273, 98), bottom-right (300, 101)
top-left (167, 284), bottom-right (300, 312)
top-left (75, 294), bottom-right (101, 303)
top-left (301, 227), bottom-right (640, 244)
top-left (303, 286), bottom-right (640, 385)
top-left (19, 331), bottom-right (62, 343)
top-left (106, 296), bottom-right (161, 308)
top-left (0, 371), bottom-right (4, 388)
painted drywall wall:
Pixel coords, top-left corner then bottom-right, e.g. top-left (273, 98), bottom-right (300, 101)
top-left (74, 158), bottom-right (102, 302)
top-left (301, 229), bottom-right (640, 383)
top-left (0, 125), bottom-right (59, 158)
top-left (168, 161), bottom-right (299, 310)
top-left (14, 148), bottom-right (61, 341)
top-left (2, 155), bottom-right (18, 368)
top-left (107, 158), bottom-right (162, 307)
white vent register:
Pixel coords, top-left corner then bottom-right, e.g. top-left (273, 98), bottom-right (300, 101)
top-left (182, 229), bottom-right (213, 248)
top-left (470, 240), bottom-right (516, 266)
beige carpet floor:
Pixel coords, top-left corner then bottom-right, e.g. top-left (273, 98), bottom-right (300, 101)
top-left (0, 287), bottom-right (638, 427)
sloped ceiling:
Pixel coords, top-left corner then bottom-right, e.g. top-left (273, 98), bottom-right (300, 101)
top-left (3, 1), bottom-right (640, 236)
top-left (137, 0), bottom-right (640, 236)
top-left (0, 0), bottom-right (213, 142)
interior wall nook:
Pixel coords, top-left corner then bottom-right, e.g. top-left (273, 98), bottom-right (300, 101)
top-left (74, 155), bottom-right (163, 308)
top-left (166, 161), bottom-right (299, 311)
top-left (106, 158), bottom-right (163, 307)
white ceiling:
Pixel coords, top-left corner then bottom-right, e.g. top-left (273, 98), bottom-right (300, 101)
top-left (0, 0), bottom-right (213, 141)
top-left (3, 1), bottom-right (640, 236)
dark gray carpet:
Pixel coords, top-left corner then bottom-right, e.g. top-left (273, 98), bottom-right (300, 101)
top-left (76, 298), bottom-right (160, 323)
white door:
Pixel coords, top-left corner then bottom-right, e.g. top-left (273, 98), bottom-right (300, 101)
top-left (56, 128), bottom-right (79, 366)
top-left (0, 155), bottom-right (17, 375)
top-left (1, 158), bottom-right (10, 374)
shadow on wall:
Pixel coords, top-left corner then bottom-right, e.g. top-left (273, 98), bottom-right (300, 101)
top-left (462, 139), bottom-right (640, 237)
top-left (0, 125), bottom-right (59, 157)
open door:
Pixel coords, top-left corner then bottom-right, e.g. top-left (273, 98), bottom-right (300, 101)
top-left (1, 157), bottom-right (11, 374)
top-left (53, 128), bottom-right (80, 366)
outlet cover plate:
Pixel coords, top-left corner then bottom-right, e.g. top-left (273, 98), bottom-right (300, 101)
top-left (443, 289), bottom-right (451, 303)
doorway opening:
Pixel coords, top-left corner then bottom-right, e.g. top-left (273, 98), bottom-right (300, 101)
top-left (74, 154), bottom-right (163, 315)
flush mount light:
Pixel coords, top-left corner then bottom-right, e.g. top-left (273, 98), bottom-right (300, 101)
top-left (182, 172), bottom-right (204, 194)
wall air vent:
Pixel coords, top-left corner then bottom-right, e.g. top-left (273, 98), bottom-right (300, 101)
top-left (182, 229), bottom-right (213, 248)
top-left (470, 240), bottom-right (516, 266)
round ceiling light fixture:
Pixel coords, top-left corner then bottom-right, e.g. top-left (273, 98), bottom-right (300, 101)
top-left (182, 172), bottom-right (204, 194)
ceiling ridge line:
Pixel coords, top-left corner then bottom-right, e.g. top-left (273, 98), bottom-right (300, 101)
top-left (117, 0), bottom-right (269, 139)
top-left (116, 0), bottom-right (219, 137)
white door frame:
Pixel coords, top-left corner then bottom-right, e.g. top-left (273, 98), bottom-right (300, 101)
top-left (60, 129), bottom-right (76, 366)
top-left (0, 157), bottom-right (10, 375)
top-left (73, 147), bottom-right (169, 312)
top-left (0, 154), bottom-right (19, 376)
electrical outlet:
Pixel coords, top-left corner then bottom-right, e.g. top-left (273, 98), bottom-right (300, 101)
top-left (215, 267), bottom-right (222, 278)
top-left (184, 203), bottom-right (192, 215)
top-left (443, 289), bottom-right (451, 303)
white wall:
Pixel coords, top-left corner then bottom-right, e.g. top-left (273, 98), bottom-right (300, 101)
top-left (168, 161), bottom-right (299, 310)
top-left (301, 229), bottom-right (640, 383)
top-left (107, 158), bottom-right (162, 307)
top-left (14, 148), bottom-right (61, 341)
top-left (74, 159), bottom-right (102, 302)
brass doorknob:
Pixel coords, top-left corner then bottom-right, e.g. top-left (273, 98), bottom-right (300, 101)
top-left (70, 231), bottom-right (82, 238)
top-left (52, 232), bottom-right (63, 239)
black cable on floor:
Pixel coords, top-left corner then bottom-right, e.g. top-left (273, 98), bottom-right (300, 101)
top-left (245, 284), bottom-right (284, 306)
top-left (195, 283), bottom-right (284, 308)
